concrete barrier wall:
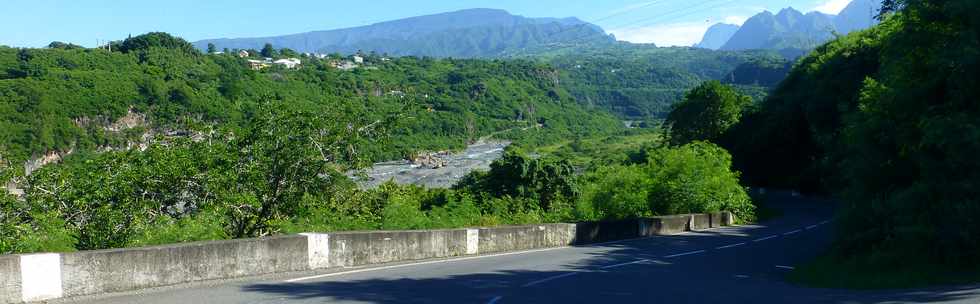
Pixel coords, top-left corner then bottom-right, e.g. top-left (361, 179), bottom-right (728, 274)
top-left (60, 235), bottom-right (309, 298)
top-left (690, 214), bottom-right (711, 231)
top-left (0, 256), bottom-right (19, 304)
top-left (638, 215), bottom-right (691, 236)
top-left (325, 229), bottom-right (468, 267)
top-left (574, 219), bottom-right (641, 244)
top-left (0, 211), bottom-right (732, 303)
top-left (477, 224), bottom-right (576, 254)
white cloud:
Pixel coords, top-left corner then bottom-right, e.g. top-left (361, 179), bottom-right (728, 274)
top-left (723, 15), bottom-right (748, 25)
top-left (813, 0), bottom-right (851, 14)
top-left (609, 22), bottom-right (711, 47)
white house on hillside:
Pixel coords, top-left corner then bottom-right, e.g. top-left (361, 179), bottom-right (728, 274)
top-left (274, 58), bottom-right (302, 69)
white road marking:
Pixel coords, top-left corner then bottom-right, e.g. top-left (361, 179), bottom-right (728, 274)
top-left (715, 242), bottom-right (746, 249)
top-left (663, 250), bottom-right (706, 258)
top-left (783, 229), bottom-right (802, 236)
top-left (285, 247), bottom-right (567, 282)
top-left (487, 296), bottom-right (503, 304)
top-left (753, 235), bottom-right (778, 242)
top-left (734, 275), bottom-right (750, 278)
top-left (805, 224), bottom-right (819, 230)
top-left (522, 272), bottom-right (580, 287)
top-left (775, 265), bottom-right (795, 270)
top-left (600, 259), bottom-right (650, 269)
top-left (819, 220), bottom-right (831, 225)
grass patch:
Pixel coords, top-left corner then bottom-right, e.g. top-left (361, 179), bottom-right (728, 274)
top-left (790, 253), bottom-right (980, 289)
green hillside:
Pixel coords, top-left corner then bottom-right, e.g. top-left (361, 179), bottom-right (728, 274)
top-left (0, 33), bottom-right (622, 166)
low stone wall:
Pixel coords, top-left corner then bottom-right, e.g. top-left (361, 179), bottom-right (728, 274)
top-left (0, 256), bottom-right (19, 304)
top-left (574, 219), bottom-right (640, 244)
top-left (476, 224), bottom-right (576, 254)
top-left (0, 211), bottom-right (731, 303)
top-left (323, 229), bottom-right (468, 267)
top-left (60, 235), bottom-right (309, 298)
top-left (638, 215), bottom-right (691, 236)
top-left (690, 214), bottom-right (711, 231)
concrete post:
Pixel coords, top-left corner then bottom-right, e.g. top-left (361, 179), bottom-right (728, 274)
top-left (302, 233), bottom-right (331, 270)
top-left (19, 253), bottom-right (62, 302)
top-left (465, 229), bottom-right (479, 255)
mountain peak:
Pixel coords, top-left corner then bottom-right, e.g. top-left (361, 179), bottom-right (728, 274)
top-left (695, 23), bottom-right (740, 50)
top-left (720, 0), bottom-right (880, 52)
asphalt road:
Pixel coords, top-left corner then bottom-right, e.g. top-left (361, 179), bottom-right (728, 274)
top-left (65, 193), bottom-right (980, 304)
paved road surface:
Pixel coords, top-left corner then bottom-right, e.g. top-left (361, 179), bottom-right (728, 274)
top-left (64, 193), bottom-right (980, 303)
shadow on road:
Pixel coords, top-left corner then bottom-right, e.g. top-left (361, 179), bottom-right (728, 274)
top-left (241, 192), bottom-right (980, 304)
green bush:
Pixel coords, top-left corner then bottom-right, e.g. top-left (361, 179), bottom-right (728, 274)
top-left (381, 192), bottom-right (432, 230)
top-left (128, 210), bottom-right (228, 247)
top-left (646, 142), bottom-right (754, 221)
top-left (579, 165), bottom-right (653, 220)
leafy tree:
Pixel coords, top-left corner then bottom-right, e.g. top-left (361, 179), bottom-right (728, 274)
top-left (279, 48), bottom-right (299, 58)
top-left (47, 41), bottom-right (82, 50)
top-left (116, 32), bottom-right (198, 54)
top-left (207, 43), bottom-right (217, 54)
top-left (261, 43), bottom-right (277, 58)
top-left (666, 81), bottom-right (751, 145)
top-left (456, 149), bottom-right (577, 212)
top-left (223, 104), bottom-right (389, 237)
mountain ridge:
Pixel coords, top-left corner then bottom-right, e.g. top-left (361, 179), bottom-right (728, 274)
top-left (194, 8), bottom-right (614, 58)
top-left (695, 0), bottom-right (881, 51)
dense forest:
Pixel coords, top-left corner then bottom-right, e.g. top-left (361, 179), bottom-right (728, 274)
top-left (717, 0), bottom-right (980, 287)
top-left (0, 33), bottom-right (622, 167)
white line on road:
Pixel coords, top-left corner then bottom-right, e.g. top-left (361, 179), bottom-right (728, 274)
top-left (522, 272), bottom-right (580, 287)
top-left (775, 265), bottom-right (795, 270)
top-left (663, 250), bottom-right (706, 258)
top-left (600, 259), bottom-right (650, 269)
top-left (715, 242), bottom-right (746, 249)
top-left (805, 224), bottom-right (819, 230)
top-left (783, 229), bottom-right (802, 236)
top-left (487, 296), bottom-right (503, 304)
top-left (753, 235), bottom-right (778, 242)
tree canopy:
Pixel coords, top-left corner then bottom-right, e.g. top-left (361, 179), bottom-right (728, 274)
top-left (666, 81), bottom-right (751, 146)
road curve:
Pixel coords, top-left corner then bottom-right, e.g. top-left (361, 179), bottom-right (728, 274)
top-left (62, 193), bottom-right (980, 304)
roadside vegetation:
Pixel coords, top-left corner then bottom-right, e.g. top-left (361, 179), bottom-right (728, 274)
top-left (0, 33), bottom-right (755, 254)
top-left (722, 0), bottom-right (980, 288)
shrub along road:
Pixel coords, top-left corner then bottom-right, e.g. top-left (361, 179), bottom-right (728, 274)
top-left (65, 192), bottom-right (980, 304)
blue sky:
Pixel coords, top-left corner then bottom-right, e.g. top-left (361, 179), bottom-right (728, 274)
top-left (0, 0), bottom-right (855, 48)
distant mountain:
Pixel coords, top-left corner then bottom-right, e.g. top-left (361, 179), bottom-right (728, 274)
top-left (720, 8), bottom-right (837, 51)
top-left (695, 0), bottom-right (881, 52)
top-left (694, 23), bottom-right (740, 50)
top-left (834, 0), bottom-right (881, 34)
top-left (194, 8), bottom-right (615, 58)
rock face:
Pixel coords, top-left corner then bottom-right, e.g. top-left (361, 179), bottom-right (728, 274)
top-left (412, 151), bottom-right (451, 169)
top-left (193, 8), bottom-right (614, 58)
top-left (720, 8), bottom-right (837, 51)
top-left (695, 23), bottom-right (740, 50)
top-left (696, 0), bottom-right (882, 52)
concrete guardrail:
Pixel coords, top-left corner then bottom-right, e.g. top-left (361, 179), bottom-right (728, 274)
top-left (0, 211), bottom-right (732, 303)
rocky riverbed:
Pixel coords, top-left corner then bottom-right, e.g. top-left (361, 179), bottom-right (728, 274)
top-left (351, 141), bottom-right (509, 189)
